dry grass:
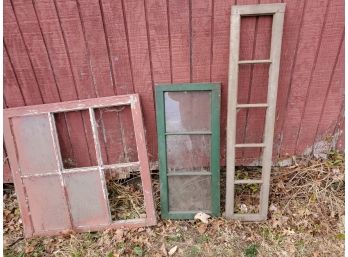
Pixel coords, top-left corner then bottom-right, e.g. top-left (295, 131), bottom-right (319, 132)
top-left (106, 177), bottom-right (147, 220)
top-left (3, 152), bottom-right (344, 257)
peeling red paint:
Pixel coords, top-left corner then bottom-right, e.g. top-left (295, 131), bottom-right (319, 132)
top-left (4, 95), bottom-right (157, 238)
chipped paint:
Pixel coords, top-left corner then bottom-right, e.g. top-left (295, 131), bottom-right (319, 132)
top-left (4, 95), bottom-right (157, 237)
top-left (130, 94), bottom-right (139, 109)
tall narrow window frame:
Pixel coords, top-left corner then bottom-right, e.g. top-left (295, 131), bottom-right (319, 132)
top-left (226, 3), bottom-right (286, 221)
top-left (156, 83), bottom-right (221, 219)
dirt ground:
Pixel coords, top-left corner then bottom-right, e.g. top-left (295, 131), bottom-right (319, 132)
top-left (3, 152), bottom-right (345, 257)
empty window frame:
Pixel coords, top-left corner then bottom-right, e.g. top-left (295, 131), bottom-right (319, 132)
top-left (155, 83), bottom-right (221, 219)
top-left (4, 94), bottom-right (157, 237)
top-left (226, 3), bottom-right (286, 221)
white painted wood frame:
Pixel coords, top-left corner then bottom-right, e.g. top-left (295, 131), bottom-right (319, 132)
top-left (226, 3), bottom-right (286, 221)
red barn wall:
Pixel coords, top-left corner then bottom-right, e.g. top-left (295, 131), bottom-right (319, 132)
top-left (3, 0), bottom-right (344, 182)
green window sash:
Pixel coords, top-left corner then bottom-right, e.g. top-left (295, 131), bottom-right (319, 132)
top-left (155, 83), bottom-right (221, 219)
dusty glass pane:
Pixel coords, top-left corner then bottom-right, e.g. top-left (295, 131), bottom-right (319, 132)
top-left (164, 91), bottom-right (211, 132)
top-left (64, 171), bottom-right (110, 227)
top-left (166, 135), bottom-right (211, 173)
top-left (11, 114), bottom-right (58, 175)
top-left (168, 176), bottom-right (211, 211)
top-left (23, 176), bottom-right (70, 233)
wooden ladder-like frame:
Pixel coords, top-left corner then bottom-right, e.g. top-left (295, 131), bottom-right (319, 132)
top-left (226, 3), bottom-right (286, 221)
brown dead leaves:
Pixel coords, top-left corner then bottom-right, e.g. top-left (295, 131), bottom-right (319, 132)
top-left (3, 154), bottom-right (345, 256)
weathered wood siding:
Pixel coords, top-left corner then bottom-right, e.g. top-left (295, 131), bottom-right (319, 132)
top-left (4, 0), bottom-right (344, 182)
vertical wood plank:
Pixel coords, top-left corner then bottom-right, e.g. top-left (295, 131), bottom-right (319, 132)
top-left (191, 0), bottom-right (213, 82)
top-left (315, 41), bottom-right (344, 146)
top-left (99, 0), bottom-right (138, 163)
top-left (11, 0), bottom-right (61, 104)
top-left (211, 0), bottom-right (235, 163)
top-left (33, 0), bottom-right (95, 168)
top-left (4, 48), bottom-right (26, 107)
top-left (77, 0), bottom-right (128, 164)
top-left (279, 0), bottom-right (329, 156)
top-left (260, 9), bottom-right (284, 219)
top-left (75, 0), bottom-right (114, 97)
top-left (144, 0), bottom-right (172, 161)
top-left (32, 0), bottom-right (79, 101)
top-left (123, 0), bottom-right (158, 160)
top-left (54, 0), bottom-right (102, 166)
top-left (144, 0), bottom-right (171, 83)
top-left (225, 10), bottom-right (240, 218)
top-left (4, 0), bottom-right (43, 105)
top-left (168, 0), bottom-right (191, 82)
top-left (273, 0), bottom-right (306, 160)
top-left (295, 0), bottom-right (344, 155)
top-left (53, 0), bottom-right (96, 99)
top-left (98, 0), bottom-right (134, 94)
top-left (130, 95), bottom-right (157, 225)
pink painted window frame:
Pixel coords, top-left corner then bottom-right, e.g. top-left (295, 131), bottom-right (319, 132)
top-left (4, 94), bottom-right (157, 237)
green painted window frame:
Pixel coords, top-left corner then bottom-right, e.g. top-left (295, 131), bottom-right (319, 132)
top-left (155, 83), bottom-right (221, 219)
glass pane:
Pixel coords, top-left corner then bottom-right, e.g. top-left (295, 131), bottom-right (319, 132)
top-left (64, 171), bottom-right (110, 227)
top-left (168, 176), bottom-right (211, 211)
top-left (23, 176), bottom-right (70, 233)
top-left (11, 115), bottom-right (58, 175)
top-left (166, 135), bottom-right (211, 173)
top-left (165, 91), bottom-right (211, 132)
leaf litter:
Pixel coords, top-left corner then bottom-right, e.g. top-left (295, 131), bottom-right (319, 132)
top-left (3, 151), bottom-right (344, 256)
